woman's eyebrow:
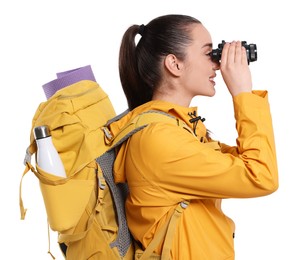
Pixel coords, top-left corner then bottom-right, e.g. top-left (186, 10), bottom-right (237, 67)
top-left (202, 43), bottom-right (213, 49)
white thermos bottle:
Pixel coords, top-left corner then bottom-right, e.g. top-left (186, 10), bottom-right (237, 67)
top-left (34, 125), bottom-right (66, 177)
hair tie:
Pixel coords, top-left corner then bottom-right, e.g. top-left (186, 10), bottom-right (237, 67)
top-left (138, 24), bottom-right (146, 36)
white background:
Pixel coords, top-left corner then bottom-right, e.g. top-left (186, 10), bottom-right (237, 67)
top-left (1, 0), bottom-right (296, 259)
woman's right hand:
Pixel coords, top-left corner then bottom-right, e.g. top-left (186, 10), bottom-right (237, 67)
top-left (220, 41), bottom-right (253, 97)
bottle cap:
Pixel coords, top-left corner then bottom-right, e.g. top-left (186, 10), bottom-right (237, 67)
top-left (34, 125), bottom-right (50, 140)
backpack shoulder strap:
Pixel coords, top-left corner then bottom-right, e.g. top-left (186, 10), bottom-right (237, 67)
top-left (103, 110), bottom-right (191, 258)
top-left (105, 109), bottom-right (191, 150)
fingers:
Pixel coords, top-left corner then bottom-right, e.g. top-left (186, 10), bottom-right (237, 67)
top-left (219, 40), bottom-right (252, 97)
top-left (220, 42), bottom-right (229, 67)
top-left (221, 41), bottom-right (246, 65)
top-left (234, 41), bottom-right (242, 63)
top-left (241, 45), bottom-right (248, 65)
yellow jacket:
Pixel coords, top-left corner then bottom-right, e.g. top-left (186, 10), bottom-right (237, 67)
top-left (113, 91), bottom-right (278, 259)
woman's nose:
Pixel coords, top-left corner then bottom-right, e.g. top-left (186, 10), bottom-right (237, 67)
top-left (212, 60), bottom-right (220, 70)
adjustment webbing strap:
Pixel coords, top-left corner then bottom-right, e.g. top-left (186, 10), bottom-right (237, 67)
top-left (161, 201), bottom-right (189, 259)
top-left (138, 201), bottom-right (189, 260)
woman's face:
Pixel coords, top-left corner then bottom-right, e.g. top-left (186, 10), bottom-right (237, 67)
top-left (180, 23), bottom-right (219, 98)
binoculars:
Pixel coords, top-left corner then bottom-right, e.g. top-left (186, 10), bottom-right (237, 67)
top-left (211, 40), bottom-right (257, 64)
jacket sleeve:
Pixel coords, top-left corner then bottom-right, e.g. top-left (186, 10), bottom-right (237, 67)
top-left (125, 91), bottom-right (278, 202)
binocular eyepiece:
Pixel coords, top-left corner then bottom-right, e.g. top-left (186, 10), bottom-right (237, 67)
top-left (211, 40), bottom-right (257, 64)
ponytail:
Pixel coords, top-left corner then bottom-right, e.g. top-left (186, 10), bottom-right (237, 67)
top-left (119, 25), bottom-right (152, 110)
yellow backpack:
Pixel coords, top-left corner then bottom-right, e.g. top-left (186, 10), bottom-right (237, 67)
top-left (19, 79), bottom-right (188, 259)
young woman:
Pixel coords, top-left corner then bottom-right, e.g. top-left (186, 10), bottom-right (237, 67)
top-left (113, 14), bottom-right (278, 259)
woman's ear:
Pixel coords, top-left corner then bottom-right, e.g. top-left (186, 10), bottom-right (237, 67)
top-left (164, 54), bottom-right (183, 76)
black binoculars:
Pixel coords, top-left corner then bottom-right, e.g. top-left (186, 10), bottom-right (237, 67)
top-left (211, 40), bottom-right (257, 64)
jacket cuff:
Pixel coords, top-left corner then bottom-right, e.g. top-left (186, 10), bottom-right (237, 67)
top-left (233, 90), bottom-right (270, 119)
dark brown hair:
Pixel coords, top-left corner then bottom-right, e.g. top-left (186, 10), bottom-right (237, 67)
top-left (119, 14), bottom-right (201, 110)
